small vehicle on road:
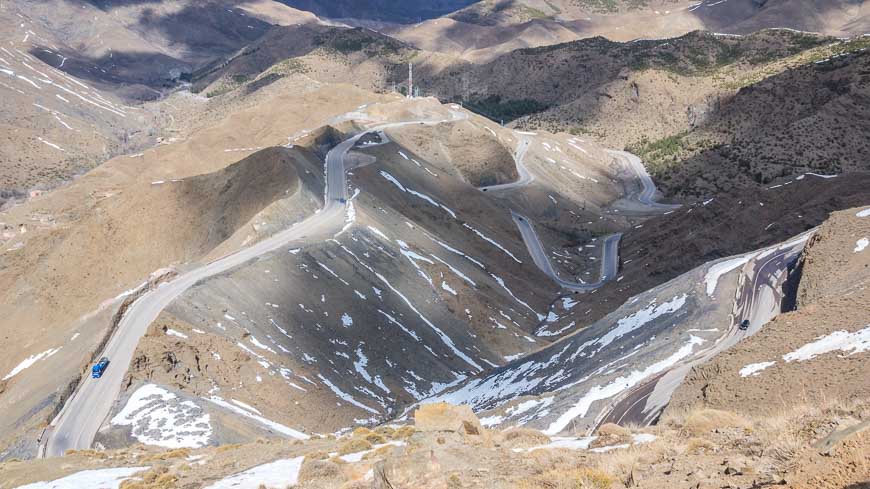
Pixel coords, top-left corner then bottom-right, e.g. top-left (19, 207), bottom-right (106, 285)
top-left (338, 198), bottom-right (347, 204)
top-left (91, 357), bottom-right (110, 379)
top-left (739, 320), bottom-right (750, 331)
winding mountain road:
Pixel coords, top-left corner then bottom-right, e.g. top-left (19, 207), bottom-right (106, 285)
top-left (512, 211), bottom-right (622, 292)
top-left (478, 136), bottom-right (533, 192)
top-left (497, 141), bottom-right (676, 292)
top-left (607, 150), bottom-right (681, 211)
top-left (596, 236), bottom-right (810, 429)
top-left (42, 108), bottom-right (466, 457)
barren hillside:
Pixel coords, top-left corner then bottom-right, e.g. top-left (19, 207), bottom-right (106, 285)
top-left (383, 0), bottom-right (870, 61)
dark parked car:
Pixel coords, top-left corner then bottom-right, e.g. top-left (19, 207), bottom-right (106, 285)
top-left (739, 319), bottom-right (750, 331)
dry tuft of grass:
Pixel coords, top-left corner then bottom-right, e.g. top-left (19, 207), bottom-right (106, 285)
top-left (142, 448), bottom-right (190, 461)
top-left (351, 427), bottom-right (373, 438)
top-left (683, 409), bottom-right (751, 436)
top-left (215, 443), bottom-right (244, 453)
top-left (390, 425), bottom-right (417, 440)
top-left (307, 450), bottom-right (330, 460)
top-left (362, 444), bottom-right (395, 461)
top-left (64, 448), bottom-right (108, 459)
top-left (374, 425), bottom-right (396, 437)
top-left (590, 423), bottom-right (632, 449)
top-left (298, 458), bottom-right (347, 486)
top-left (595, 423), bottom-right (631, 438)
top-left (119, 466), bottom-right (177, 489)
top-left (500, 428), bottom-right (551, 448)
top-left (685, 437), bottom-right (716, 454)
top-left (516, 467), bottom-right (615, 489)
top-left (337, 438), bottom-right (372, 456)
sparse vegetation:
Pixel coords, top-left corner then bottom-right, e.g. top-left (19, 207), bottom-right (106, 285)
top-left (337, 438), bottom-right (372, 455)
top-left (119, 467), bottom-right (177, 489)
top-left (465, 95), bottom-right (550, 123)
top-left (516, 467), bottom-right (615, 489)
top-left (500, 428), bottom-right (551, 448)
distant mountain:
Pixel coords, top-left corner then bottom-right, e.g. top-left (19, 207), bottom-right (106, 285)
top-left (276, 0), bottom-right (478, 23)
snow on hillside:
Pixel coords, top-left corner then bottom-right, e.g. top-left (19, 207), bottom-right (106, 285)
top-left (15, 467), bottom-right (149, 489)
top-left (111, 384), bottom-right (212, 449)
top-left (203, 457), bottom-right (304, 489)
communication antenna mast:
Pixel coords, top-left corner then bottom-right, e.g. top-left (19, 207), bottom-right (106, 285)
top-left (408, 62), bottom-right (413, 99)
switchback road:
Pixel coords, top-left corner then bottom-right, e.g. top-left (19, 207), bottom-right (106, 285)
top-left (42, 108), bottom-right (466, 457)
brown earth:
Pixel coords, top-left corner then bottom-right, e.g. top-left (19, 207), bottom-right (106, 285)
top-left (384, 118), bottom-right (520, 186)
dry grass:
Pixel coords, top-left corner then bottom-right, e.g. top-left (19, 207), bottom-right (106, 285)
top-left (298, 458), bottom-right (347, 487)
top-left (362, 444), bottom-right (395, 461)
top-left (142, 448), bottom-right (190, 461)
top-left (337, 438), bottom-right (372, 456)
top-left (390, 426), bottom-right (417, 440)
top-left (119, 467), bottom-right (177, 489)
top-left (684, 437), bottom-right (715, 454)
top-left (374, 425), bottom-right (396, 437)
top-left (63, 449), bottom-right (108, 459)
top-left (515, 467), bottom-right (615, 489)
top-left (593, 446), bottom-right (646, 485)
top-left (215, 443), bottom-right (244, 453)
top-left (351, 426), bottom-right (387, 444)
top-left (682, 409), bottom-right (751, 436)
top-left (351, 427), bottom-right (373, 438)
top-left (500, 428), bottom-right (551, 448)
top-left (590, 423), bottom-right (632, 449)
top-left (306, 450), bottom-right (330, 460)
top-left (595, 423), bottom-right (630, 438)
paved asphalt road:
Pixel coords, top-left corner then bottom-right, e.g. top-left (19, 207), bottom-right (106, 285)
top-left (42, 108), bottom-right (466, 457)
top-left (479, 136), bottom-right (533, 192)
top-left (596, 238), bottom-right (810, 428)
top-left (504, 146), bottom-right (674, 292)
top-left (606, 150), bottom-right (681, 210)
top-left (512, 210), bottom-right (621, 292)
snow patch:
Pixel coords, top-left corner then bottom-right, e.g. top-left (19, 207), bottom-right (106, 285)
top-left (207, 396), bottom-right (308, 439)
top-left (111, 384), bottom-right (211, 448)
top-left (203, 457), bottom-right (304, 489)
top-left (341, 313), bottom-right (354, 327)
top-left (782, 326), bottom-right (870, 362)
top-left (739, 361), bottom-right (775, 377)
top-left (15, 467), bottom-right (150, 489)
top-left (3, 347), bottom-right (61, 380)
top-left (704, 254), bottom-right (758, 296)
top-left (166, 329), bottom-right (188, 339)
top-left (545, 335), bottom-right (705, 435)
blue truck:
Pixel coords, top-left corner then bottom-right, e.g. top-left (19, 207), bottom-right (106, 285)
top-left (91, 357), bottom-right (110, 378)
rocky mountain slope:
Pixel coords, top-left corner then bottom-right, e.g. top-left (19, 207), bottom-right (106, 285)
top-left (383, 0), bottom-right (870, 61)
top-left (172, 23), bottom-right (870, 202)
top-left (0, 0), bottom-right (322, 204)
top-left (417, 30), bottom-right (870, 199)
